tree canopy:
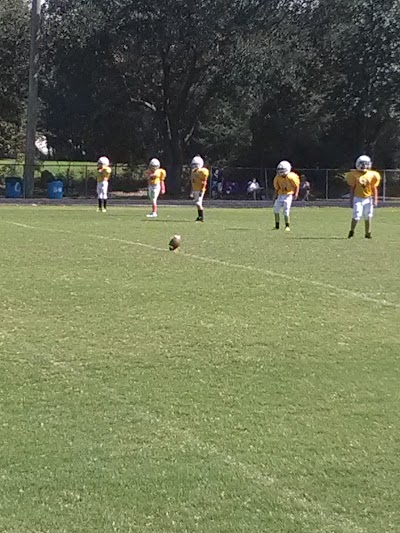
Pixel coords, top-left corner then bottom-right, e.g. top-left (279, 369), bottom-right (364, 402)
top-left (1, 0), bottom-right (400, 188)
top-left (0, 0), bottom-right (29, 158)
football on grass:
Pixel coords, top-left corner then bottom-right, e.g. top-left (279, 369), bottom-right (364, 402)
top-left (169, 235), bottom-right (182, 251)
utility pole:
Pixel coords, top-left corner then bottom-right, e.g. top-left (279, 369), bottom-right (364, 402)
top-left (23, 0), bottom-right (42, 198)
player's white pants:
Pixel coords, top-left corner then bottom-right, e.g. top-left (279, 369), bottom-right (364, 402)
top-left (148, 184), bottom-right (161, 203)
top-left (352, 197), bottom-right (374, 221)
top-left (193, 190), bottom-right (205, 209)
top-left (97, 180), bottom-right (109, 200)
top-left (274, 194), bottom-right (293, 216)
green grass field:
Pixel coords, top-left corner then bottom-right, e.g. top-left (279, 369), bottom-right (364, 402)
top-left (1, 205), bottom-right (399, 533)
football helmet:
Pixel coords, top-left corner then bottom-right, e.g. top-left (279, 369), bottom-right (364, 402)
top-left (191, 156), bottom-right (204, 169)
top-left (277, 160), bottom-right (291, 176)
top-left (355, 155), bottom-right (372, 171)
top-left (97, 156), bottom-right (110, 167)
top-left (149, 158), bottom-right (161, 169)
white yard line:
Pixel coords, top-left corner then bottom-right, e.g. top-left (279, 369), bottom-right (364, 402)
top-left (5, 220), bottom-right (399, 310)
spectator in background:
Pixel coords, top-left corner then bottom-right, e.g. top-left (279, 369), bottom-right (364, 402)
top-left (299, 174), bottom-right (311, 201)
top-left (247, 178), bottom-right (261, 200)
top-left (211, 168), bottom-right (224, 199)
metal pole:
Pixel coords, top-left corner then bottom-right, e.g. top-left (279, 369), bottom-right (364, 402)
top-left (325, 169), bottom-right (329, 200)
top-left (23, 0), bottom-right (42, 198)
top-left (264, 168), bottom-right (268, 200)
top-left (382, 170), bottom-right (386, 204)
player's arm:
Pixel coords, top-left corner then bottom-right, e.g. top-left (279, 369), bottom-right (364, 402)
top-left (160, 170), bottom-right (166, 194)
top-left (373, 174), bottom-right (380, 207)
top-left (294, 180), bottom-right (300, 201)
top-left (373, 186), bottom-right (378, 207)
top-left (201, 169), bottom-right (209, 191)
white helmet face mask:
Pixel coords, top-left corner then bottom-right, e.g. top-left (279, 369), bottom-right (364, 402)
top-left (355, 155), bottom-right (372, 171)
top-left (191, 156), bottom-right (204, 170)
top-left (149, 158), bottom-right (160, 169)
top-left (277, 160), bottom-right (291, 176)
top-left (98, 156), bottom-right (110, 167)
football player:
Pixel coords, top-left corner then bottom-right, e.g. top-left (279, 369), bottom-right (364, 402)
top-left (347, 155), bottom-right (381, 239)
top-left (272, 160), bottom-right (300, 231)
top-left (144, 158), bottom-right (166, 218)
top-left (191, 156), bottom-right (209, 222)
top-left (97, 156), bottom-right (112, 212)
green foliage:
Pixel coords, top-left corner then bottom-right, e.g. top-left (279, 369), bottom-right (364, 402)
top-left (0, 0), bottom-right (29, 157)
top-left (5, 0), bottom-right (397, 186)
top-left (41, 0), bottom-right (278, 190)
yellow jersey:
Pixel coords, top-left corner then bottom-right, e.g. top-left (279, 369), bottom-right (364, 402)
top-left (346, 170), bottom-right (381, 198)
top-left (97, 166), bottom-right (111, 182)
top-left (273, 172), bottom-right (300, 195)
top-left (145, 168), bottom-right (167, 186)
top-left (192, 167), bottom-right (209, 192)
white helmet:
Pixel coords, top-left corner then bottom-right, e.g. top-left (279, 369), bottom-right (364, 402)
top-left (97, 156), bottom-right (110, 167)
top-left (277, 160), bottom-right (291, 176)
top-left (149, 158), bottom-right (160, 169)
top-left (355, 155), bottom-right (372, 171)
top-left (191, 156), bottom-right (204, 169)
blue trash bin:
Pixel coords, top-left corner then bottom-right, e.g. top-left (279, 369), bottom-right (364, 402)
top-left (5, 177), bottom-right (23, 198)
top-left (48, 180), bottom-right (64, 199)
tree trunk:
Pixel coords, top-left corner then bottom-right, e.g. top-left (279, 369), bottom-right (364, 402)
top-left (166, 132), bottom-right (184, 196)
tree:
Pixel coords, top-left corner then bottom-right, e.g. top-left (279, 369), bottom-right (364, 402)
top-left (0, 0), bottom-right (29, 158)
top-left (42, 0), bottom-right (279, 191)
top-left (308, 0), bottom-right (400, 166)
top-left (243, 0), bottom-right (400, 168)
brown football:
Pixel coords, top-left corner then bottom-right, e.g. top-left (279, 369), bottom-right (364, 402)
top-left (169, 234), bottom-right (182, 251)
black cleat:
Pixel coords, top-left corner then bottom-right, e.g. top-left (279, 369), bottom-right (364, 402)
top-left (195, 217), bottom-right (204, 222)
top-left (348, 230), bottom-right (354, 239)
top-left (365, 233), bottom-right (372, 239)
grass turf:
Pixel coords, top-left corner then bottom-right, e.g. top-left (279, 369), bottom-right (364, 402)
top-left (0, 205), bottom-right (399, 533)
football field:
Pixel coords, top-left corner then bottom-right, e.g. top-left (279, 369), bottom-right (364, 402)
top-left (1, 205), bottom-right (399, 533)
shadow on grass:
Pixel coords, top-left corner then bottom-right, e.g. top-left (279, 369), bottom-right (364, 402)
top-left (291, 236), bottom-right (347, 240)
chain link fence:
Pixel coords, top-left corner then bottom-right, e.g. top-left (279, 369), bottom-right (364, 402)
top-left (0, 162), bottom-right (399, 201)
top-left (0, 162), bottom-right (149, 199)
top-left (210, 167), bottom-right (400, 201)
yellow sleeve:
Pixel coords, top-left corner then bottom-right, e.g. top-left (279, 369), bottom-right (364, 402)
top-left (290, 173), bottom-right (300, 187)
top-left (273, 176), bottom-right (279, 190)
top-left (99, 167), bottom-right (111, 179)
top-left (201, 168), bottom-right (209, 180)
top-left (155, 169), bottom-right (166, 181)
top-left (346, 172), bottom-right (356, 187)
top-left (372, 171), bottom-right (381, 188)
